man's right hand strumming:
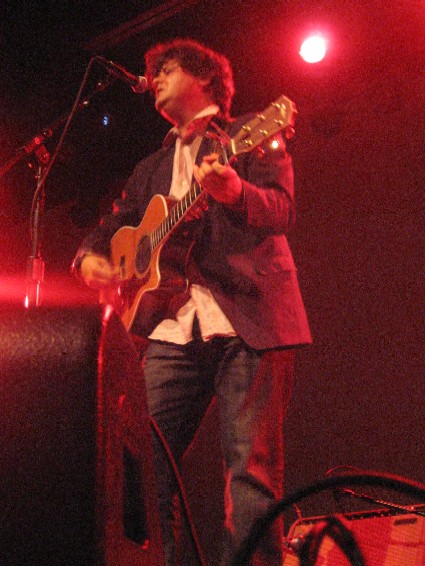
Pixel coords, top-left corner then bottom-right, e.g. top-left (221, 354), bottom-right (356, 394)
top-left (80, 254), bottom-right (119, 289)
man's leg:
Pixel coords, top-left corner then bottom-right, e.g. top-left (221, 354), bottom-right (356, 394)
top-left (143, 339), bottom-right (215, 566)
top-left (215, 337), bottom-right (295, 566)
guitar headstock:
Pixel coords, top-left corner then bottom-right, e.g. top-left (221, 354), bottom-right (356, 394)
top-left (230, 95), bottom-right (297, 157)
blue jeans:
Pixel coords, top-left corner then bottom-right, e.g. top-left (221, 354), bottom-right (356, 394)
top-left (143, 336), bottom-right (294, 566)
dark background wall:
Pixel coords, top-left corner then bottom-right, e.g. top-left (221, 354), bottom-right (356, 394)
top-left (1, 0), bottom-right (424, 562)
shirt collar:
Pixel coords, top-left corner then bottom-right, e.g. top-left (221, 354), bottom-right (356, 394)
top-left (162, 105), bottom-right (220, 147)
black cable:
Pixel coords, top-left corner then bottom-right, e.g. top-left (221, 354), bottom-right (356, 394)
top-left (149, 416), bottom-right (208, 566)
top-left (326, 465), bottom-right (368, 514)
top-left (298, 516), bottom-right (365, 566)
top-left (230, 470), bottom-right (425, 566)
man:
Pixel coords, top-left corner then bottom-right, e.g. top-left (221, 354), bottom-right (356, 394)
top-left (73, 38), bottom-right (311, 565)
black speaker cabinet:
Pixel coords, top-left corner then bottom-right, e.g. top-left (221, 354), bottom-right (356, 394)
top-left (0, 304), bottom-right (164, 566)
top-left (283, 507), bottom-right (425, 565)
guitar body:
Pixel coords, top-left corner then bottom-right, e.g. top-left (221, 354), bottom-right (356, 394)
top-left (107, 194), bottom-right (193, 333)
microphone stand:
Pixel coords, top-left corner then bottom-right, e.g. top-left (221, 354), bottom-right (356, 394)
top-left (0, 77), bottom-right (113, 307)
top-left (26, 161), bottom-right (48, 307)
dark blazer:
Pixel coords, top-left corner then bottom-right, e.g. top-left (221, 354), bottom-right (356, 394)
top-left (76, 114), bottom-right (311, 350)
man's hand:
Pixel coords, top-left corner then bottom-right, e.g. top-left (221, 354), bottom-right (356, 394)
top-left (80, 253), bottom-right (119, 289)
top-left (193, 153), bottom-right (243, 206)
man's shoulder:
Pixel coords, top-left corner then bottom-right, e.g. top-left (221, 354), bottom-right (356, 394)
top-left (133, 144), bottom-right (172, 173)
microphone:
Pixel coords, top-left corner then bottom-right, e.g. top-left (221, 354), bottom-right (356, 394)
top-left (97, 57), bottom-right (148, 94)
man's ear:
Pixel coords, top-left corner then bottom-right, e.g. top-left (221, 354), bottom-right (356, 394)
top-left (198, 76), bottom-right (211, 88)
top-left (198, 75), bottom-right (214, 101)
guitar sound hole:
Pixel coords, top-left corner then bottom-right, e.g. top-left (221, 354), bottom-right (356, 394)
top-left (135, 236), bottom-right (151, 274)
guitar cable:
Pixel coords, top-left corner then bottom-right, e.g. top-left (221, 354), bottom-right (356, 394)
top-left (149, 416), bottom-right (208, 566)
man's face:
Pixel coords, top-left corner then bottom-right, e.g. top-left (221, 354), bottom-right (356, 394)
top-left (152, 59), bottom-right (208, 124)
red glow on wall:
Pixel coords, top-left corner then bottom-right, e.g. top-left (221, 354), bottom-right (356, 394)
top-left (0, 275), bottom-right (98, 308)
top-left (0, 277), bottom-right (26, 306)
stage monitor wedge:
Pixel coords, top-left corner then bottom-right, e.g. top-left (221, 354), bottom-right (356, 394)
top-left (0, 304), bottom-right (164, 566)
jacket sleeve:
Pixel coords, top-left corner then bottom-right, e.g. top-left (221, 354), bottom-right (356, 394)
top-left (228, 121), bottom-right (296, 235)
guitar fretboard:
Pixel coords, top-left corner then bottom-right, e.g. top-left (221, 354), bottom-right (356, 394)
top-left (149, 180), bottom-right (204, 250)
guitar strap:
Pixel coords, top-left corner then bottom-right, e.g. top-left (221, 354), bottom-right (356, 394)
top-left (209, 115), bottom-right (234, 134)
top-left (204, 116), bottom-right (234, 158)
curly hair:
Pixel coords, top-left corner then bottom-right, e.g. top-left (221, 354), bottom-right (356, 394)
top-left (144, 38), bottom-right (235, 118)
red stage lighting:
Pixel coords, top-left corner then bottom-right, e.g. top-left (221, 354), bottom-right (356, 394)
top-left (299, 34), bottom-right (327, 63)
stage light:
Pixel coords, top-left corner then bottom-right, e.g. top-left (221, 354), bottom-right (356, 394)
top-left (299, 34), bottom-right (327, 63)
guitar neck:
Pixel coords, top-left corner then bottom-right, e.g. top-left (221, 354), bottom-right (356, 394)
top-left (150, 179), bottom-right (204, 250)
top-left (149, 94), bottom-right (296, 251)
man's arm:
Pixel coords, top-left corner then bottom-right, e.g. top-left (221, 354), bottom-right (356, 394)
top-left (194, 138), bottom-right (295, 235)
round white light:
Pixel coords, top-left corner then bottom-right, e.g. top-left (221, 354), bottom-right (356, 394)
top-left (299, 35), bottom-right (327, 63)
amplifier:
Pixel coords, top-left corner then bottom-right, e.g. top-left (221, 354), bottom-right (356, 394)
top-left (283, 507), bottom-right (425, 565)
